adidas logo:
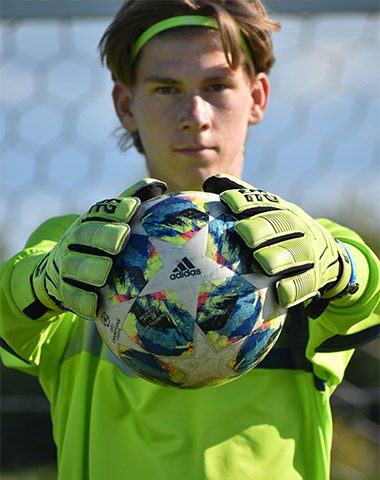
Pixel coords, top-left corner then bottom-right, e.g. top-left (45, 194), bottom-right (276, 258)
top-left (169, 257), bottom-right (201, 280)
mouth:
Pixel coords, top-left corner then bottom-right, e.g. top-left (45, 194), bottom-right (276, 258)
top-left (174, 145), bottom-right (215, 158)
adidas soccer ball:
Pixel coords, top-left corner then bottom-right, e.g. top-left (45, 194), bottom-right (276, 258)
top-left (96, 192), bottom-right (287, 388)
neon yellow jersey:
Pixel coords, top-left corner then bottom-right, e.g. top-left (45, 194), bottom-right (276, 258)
top-left (1, 215), bottom-right (379, 480)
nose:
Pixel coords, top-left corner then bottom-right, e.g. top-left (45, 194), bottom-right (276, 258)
top-left (179, 95), bottom-right (211, 132)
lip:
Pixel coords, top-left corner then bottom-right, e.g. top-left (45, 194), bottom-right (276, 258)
top-left (174, 145), bottom-right (214, 157)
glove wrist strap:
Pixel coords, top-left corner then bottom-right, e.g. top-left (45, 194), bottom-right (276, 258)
top-left (332, 241), bottom-right (360, 298)
top-left (323, 241), bottom-right (359, 300)
top-left (306, 242), bottom-right (360, 319)
top-left (32, 255), bottom-right (62, 312)
top-left (10, 252), bottom-right (55, 320)
top-left (23, 286), bottom-right (52, 320)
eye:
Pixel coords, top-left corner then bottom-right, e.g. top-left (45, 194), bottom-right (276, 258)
top-left (206, 84), bottom-right (227, 93)
top-left (155, 86), bottom-right (178, 94)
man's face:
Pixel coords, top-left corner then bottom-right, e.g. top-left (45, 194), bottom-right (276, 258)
top-left (114, 30), bottom-right (269, 191)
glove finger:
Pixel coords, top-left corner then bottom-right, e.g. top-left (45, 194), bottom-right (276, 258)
top-left (69, 222), bottom-right (131, 255)
top-left (62, 252), bottom-right (113, 287)
top-left (119, 178), bottom-right (167, 202)
top-left (219, 188), bottom-right (282, 217)
top-left (61, 282), bottom-right (98, 320)
top-left (235, 211), bottom-right (305, 249)
top-left (253, 238), bottom-right (313, 276)
top-left (203, 173), bottom-right (255, 194)
top-left (84, 196), bottom-right (140, 223)
top-left (276, 271), bottom-right (319, 309)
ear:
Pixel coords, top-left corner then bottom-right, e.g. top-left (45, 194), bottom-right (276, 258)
top-left (112, 81), bottom-right (138, 132)
top-left (248, 73), bottom-right (270, 126)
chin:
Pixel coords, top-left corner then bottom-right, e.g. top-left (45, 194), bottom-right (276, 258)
top-left (168, 182), bottom-right (203, 193)
top-left (166, 171), bottom-right (210, 193)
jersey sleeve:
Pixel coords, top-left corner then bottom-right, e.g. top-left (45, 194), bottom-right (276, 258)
top-left (306, 218), bottom-right (380, 387)
top-left (0, 215), bottom-right (79, 375)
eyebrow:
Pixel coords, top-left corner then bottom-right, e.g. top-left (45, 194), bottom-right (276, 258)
top-left (143, 76), bottom-right (179, 85)
top-left (143, 71), bottom-right (235, 86)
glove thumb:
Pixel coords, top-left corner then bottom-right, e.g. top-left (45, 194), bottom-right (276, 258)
top-left (119, 178), bottom-right (167, 202)
top-left (203, 173), bottom-right (259, 194)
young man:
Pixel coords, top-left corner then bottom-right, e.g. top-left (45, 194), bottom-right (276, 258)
top-left (1, 1), bottom-right (379, 479)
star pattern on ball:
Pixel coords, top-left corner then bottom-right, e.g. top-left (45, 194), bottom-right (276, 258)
top-left (97, 299), bottom-right (148, 354)
top-left (140, 226), bottom-right (235, 319)
top-left (156, 324), bottom-right (245, 387)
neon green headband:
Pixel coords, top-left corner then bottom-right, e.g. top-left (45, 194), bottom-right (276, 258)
top-left (130, 15), bottom-right (250, 62)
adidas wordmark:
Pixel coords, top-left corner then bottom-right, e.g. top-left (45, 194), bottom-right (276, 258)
top-left (170, 257), bottom-right (201, 280)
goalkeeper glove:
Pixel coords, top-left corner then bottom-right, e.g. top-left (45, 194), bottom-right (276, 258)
top-left (32, 178), bottom-right (167, 320)
top-left (203, 174), bottom-right (358, 316)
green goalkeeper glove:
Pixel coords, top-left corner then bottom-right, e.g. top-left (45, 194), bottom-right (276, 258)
top-left (32, 178), bottom-right (167, 320)
top-left (203, 174), bottom-right (358, 315)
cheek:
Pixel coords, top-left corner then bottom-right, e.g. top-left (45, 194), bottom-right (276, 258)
top-left (218, 114), bottom-right (249, 158)
top-left (138, 119), bottom-right (172, 161)
top-left (221, 109), bottom-right (249, 138)
top-left (220, 94), bottom-right (252, 126)
top-left (132, 108), bottom-right (162, 147)
top-left (135, 101), bottom-right (173, 137)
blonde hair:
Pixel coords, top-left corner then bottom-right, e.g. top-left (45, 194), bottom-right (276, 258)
top-left (99, 0), bottom-right (280, 152)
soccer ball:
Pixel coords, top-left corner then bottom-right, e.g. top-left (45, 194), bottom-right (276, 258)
top-left (96, 192), bottom-right (287, 388)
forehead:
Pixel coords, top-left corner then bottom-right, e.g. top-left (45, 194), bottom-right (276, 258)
top-left (134, 28), bottom-right (234, 80)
